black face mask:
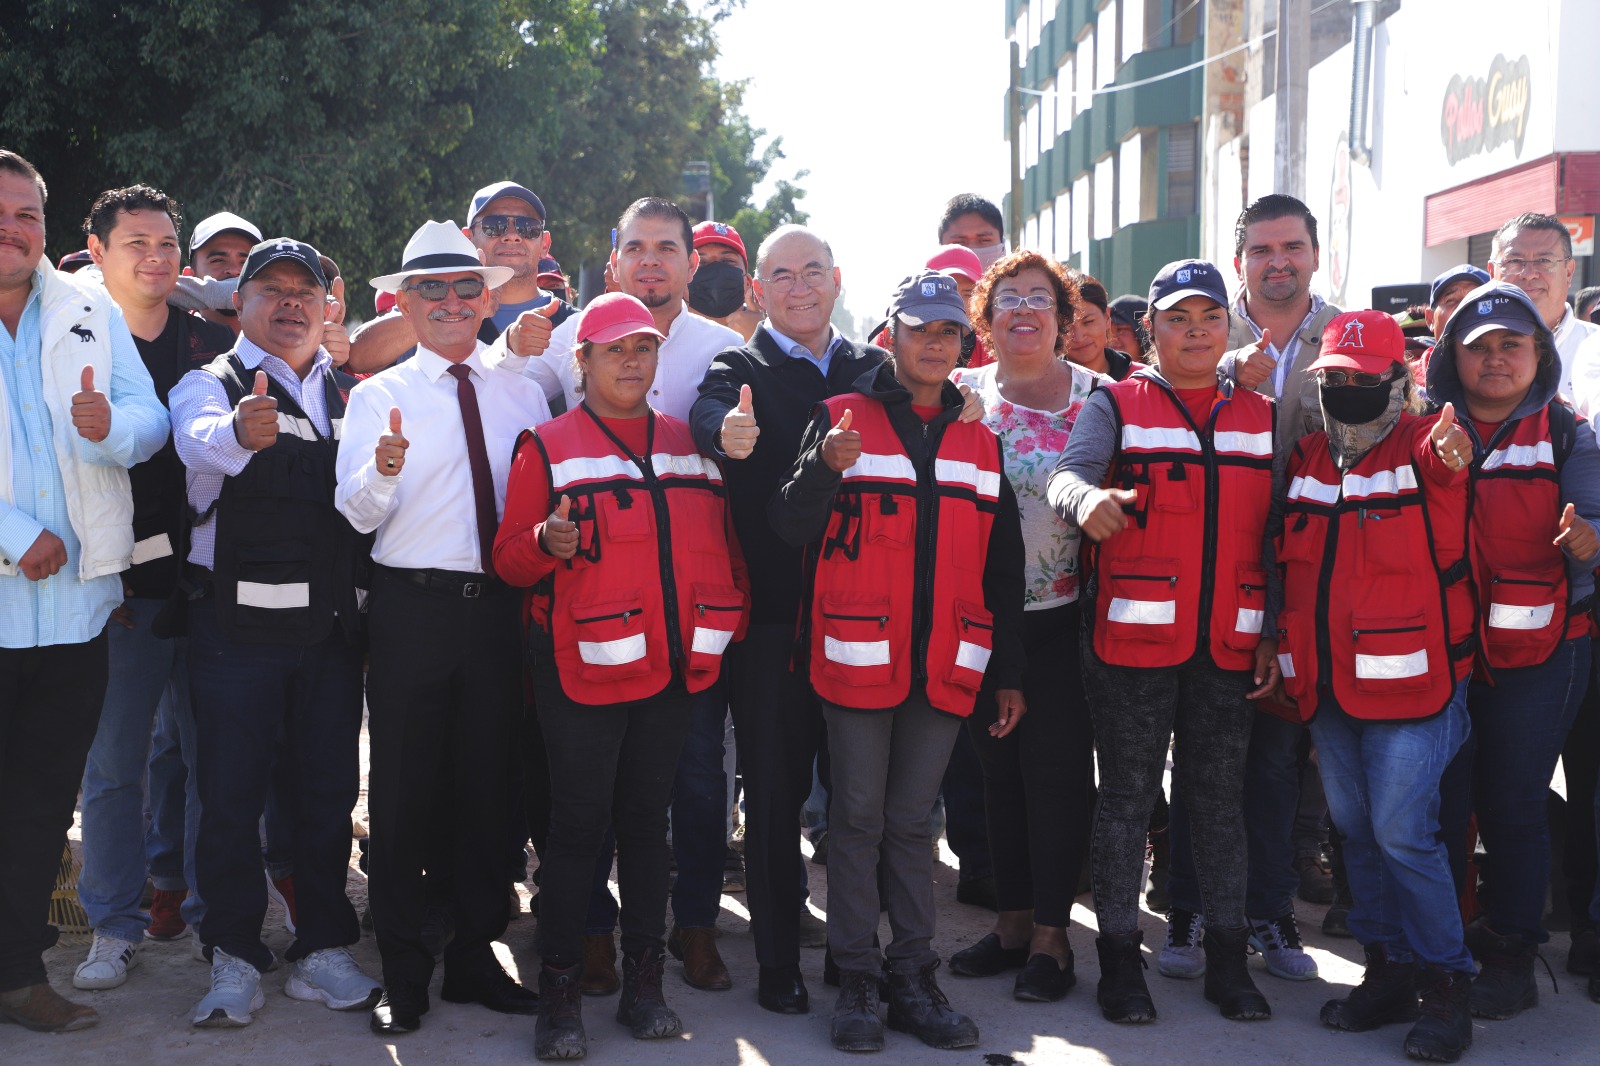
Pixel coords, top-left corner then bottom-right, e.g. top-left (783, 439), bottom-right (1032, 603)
top-left (1320, 381), bottom-right (1392, 425)
top-left (688, 260), bottom-right (747, 319)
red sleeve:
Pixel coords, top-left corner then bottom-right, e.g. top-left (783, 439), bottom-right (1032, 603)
top-left (1411, 411), bottom-right (1467, 487)
top-left (494, 431), bottom-right (560, 588)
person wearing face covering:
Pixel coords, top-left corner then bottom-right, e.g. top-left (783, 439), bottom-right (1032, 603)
top-left (1275, 309), bottom-right (1480, 1062)
top-left (1424, 283), bottom-right (1600, 1022)
top-left (690, 221), bottom-right (762, 341)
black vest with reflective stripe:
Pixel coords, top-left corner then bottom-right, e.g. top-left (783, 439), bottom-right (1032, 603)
top-left (201, 350), bottom-right (370, 646)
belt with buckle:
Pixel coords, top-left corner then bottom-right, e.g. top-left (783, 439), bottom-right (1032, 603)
top-left (377, 564), bottom-right (512, 599)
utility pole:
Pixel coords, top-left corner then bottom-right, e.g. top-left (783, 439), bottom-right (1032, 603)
top-left (1273, 0), bottom-right (1309, 198)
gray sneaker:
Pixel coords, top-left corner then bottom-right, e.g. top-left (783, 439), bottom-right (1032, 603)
top-left (285, 946), bottom-right (382, 1010)
top-left (1158, 909), bottom-right (1206, 979)
top-left (193, 949), bottom-right (265, 1027)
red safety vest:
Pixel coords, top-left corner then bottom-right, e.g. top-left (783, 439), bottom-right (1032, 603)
top-left (1469, 403), bottom-right (1588, 670)
top-left (806, 397), bottom-right (1003, 716)
top-left (1277, 414), bottom-right (1475, 722)
top-left (1089, 373), bottom-right (1275, 671)
top-left (524, 406), bottom-right (747, 706)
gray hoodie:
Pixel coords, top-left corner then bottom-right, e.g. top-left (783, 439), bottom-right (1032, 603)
top-left (1427, 281), bottom-right (1600, 607)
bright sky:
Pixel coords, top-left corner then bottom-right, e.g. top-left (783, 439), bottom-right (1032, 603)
top-left (712, 0), bottom-right (1010, 329)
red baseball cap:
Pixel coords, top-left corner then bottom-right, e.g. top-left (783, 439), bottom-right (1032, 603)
top-left (1307, 309), bottom-right (1406, 375)
top-left (692, 221), bottom-right (747, 263)
top-left (575, 292), bottom-right (666, 345)
top-left (925, 244), bottom-right (984, 284)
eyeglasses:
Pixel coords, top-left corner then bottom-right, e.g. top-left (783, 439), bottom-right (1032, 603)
top-left (404, 277), bottom-right (486, 301)
top-left (1493, 256), bottom-right (1569, 276)
top-left (1319, 370), bottom-right (1390, 388)
top-left (760, 268), bottom-right (830, 292)
top-left (475, 215), bottom-right (544, 239)
top-left (993, 294), bottom-right (1056, 311)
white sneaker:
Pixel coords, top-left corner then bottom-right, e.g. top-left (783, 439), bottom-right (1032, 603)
top-left (73, 932), bottom-right (141, 989)
top-left (192, 949), bottom-right (265, 1027)
top-left (1158, 909), bottom-right (1207, 978)
top-left (1249, 912), bottom-right (1319, 981)
top-left (284, 947), bottom-right (382, 1011)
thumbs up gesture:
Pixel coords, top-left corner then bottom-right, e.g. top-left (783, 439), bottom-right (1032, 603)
top-left (1079, 486), bottom-right (1138, 542)
top-left (541, 494), bottom-right (579, 560)
top-left (1235, 327), bottom-right (1276, 391)
top-left (233, 369), bottom-right (279, 451)
top-left (322, 276), bottom-right (350, 368)
top-left (719, 383), bottom-right (760, 459)
top-left (1430, 401), bottom-right (1472, 471)
top-left (1554, 501), bottom-right (1600, 562)
top-left (376, 406), bottom-right (408, 477)
top-left (821, 408), bottom-right (861, 472)
top-left (506, 298), bottom-right (559, 358)
top-left (71, 364), bottom-right (112, 442)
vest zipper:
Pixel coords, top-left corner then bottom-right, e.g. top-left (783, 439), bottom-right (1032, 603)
top-left (1118, 573), bottom-right (1179, 587)
top-left (823, 611), bottom-right (889, 628)
top-left (960, 616), bottom-right (993, 632)
top-left (697, 603), bottom-right (744, 616)
top-left (1352, 624), bottom-right (1424, 637)
top-left (576, 609), bottom-right (638, 625)
top-left (1491, 576), bottom-right (1555, 587)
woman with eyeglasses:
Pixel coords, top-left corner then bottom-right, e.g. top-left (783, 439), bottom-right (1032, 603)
top-left (1273, 310), bottom-right (1480, 1061)
top-left (1048, 259), bottom-right (1277, 1025)
top-left (1425, 282), bottom-right (1600, 1024)
top-left (493, 292), bottom-right (748, 1060)
top-left (941, 251), bottom-right (1103, 1004)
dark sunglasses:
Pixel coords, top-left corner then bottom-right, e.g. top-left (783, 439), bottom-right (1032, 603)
top-left (404, 277), bottom-right (486, 301)
top-left (475, 215), bottom-right (544, 239)
top-left (1319, 369), bottom-right (1390, 388)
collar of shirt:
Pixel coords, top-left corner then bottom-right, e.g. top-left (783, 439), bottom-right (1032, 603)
top-left (1234, 291), bottom-right (1325, 398)
top-left (235, 333), bottom-right (333, 381)
top-left (761, 323), bottom-right (843, 374)
top-left (414, 342), bottom-right (489, 383)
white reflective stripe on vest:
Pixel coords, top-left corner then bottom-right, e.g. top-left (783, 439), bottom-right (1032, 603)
top-left (1480, 440), bottom-right (1554, 472)
top-left (275, 413), bottom-right (318, 440)
top-left (652, 452), bottom-right (722, 482)
top-left (1354, 648), bottom-right (1429, 680)
top-left (1342, 465), bottom-right (1417, 498)
top-left (954, 640), bottom-right (992, 674)
top-left (549, 453), bottom-right (646, 489)
top-left (1213, 430), bottom-right (1273, 456)
top-left (934, 458), bottom-right (1000, 499)
top-left (1288, 474), bottom-right (1339, 505)
top-left (1107, 597), bottom-right (1177, 625)
top-left (1236, 607), bottom-right (1264, 634)
top-left (824, 635), bottom-right (892, 667)
top-left (330, 417), bottom-right (343, 441)
top-left (1277, 652), bottom-right (1296, 678)
top-left (130, 533), bottom-right (173, 566)
top-left (1121, 424), bottom-right (1201, 452)
top-left (692, 626), bottom-right (735, 656)
top-left (236, 581), bottom-right (311, 610)
top-left (579, 632), bottom-right (648, 666)
top-left (841, 452), bottom-right (917, 483)
top-left (1487, 602), bottom-right (1556, 630)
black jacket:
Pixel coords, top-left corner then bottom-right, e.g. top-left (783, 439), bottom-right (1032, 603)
top-left (767, 361), bottom-right (1026, 694)
top-left (690, 328), bottom-right (886, 624)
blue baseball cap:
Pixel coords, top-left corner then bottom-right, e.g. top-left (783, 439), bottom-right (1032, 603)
top-left (1452, 283), bottom-right (1543, 344)
top-left (1428, 264), bottom-right (1491, 309)
top-left (239, 238), bottom-right (328, 289)
top-left (888, 269), bottom-right (971, 330)
top-left (467, 181), bottom-right (546, 227)
top-left (1148, 259), bottom-right (1229, 311)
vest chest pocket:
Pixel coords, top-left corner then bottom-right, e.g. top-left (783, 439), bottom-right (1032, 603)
top-left (1485, 568), bottom-right (1561, 646)
top-left (571, 592), bottom-right (652, 681)
top-left (1350, 612), bottom-right (1432, 694)
top-left (1103, 559), bottom-right (1180, 643)
top-left (597, 489), bottom-right (654, 543)
top-left (1152, 464), bottom-right (1197, 513)
top-left (865, 492), bottom-right (914, 550)
top-left (946, 600), bottom-right (994, 693)
top-left (686, 583), bottom-right (745, 675)
top-left (819, 594), bottom-right (894, 686)
top-left (233, 539), bottom-right (312, 629)
top-left (1354, 506), bottom-right (1418, 576)
top-left (1222, 563), bottom-right (1268, 652)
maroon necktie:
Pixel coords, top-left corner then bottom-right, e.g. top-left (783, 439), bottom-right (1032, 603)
top-left (447, 364), bottom-right (499, 579)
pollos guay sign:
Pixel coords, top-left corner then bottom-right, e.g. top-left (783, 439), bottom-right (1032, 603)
top-left (1440, 54), bottom-right (1531, 166)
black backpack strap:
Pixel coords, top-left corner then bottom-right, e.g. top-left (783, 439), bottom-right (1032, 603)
top-left (1550, 399), bottom-right (1578, 472)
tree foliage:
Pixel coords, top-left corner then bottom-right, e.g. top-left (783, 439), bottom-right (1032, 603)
top-left (0, 0), bottom-right (803, 298)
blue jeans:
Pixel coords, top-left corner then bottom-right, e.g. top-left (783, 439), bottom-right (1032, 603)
top-left (670, 679), bottom-right (730, 929)
top-left (1168, 709), bottom-right (1307, 919)
top-left (1310, 678), bottom-right (1474, 971)
top-left (145, 635), bottom-right (204, 930)
top-left (78, 597), bottom-right (200, 941)
top-left (1454, 637), bottom-right (1589, 943)
top-left (188, 597), bottom-right (364, 972)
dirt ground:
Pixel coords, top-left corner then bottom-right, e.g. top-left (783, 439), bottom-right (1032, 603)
top-left (8, 721), bottom-right (1598, 1066)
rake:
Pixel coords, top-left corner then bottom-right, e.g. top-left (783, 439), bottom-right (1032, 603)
top-left (50, 841), bottom-right (91, 946)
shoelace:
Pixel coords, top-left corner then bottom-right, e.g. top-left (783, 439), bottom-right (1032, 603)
top-left (212, 957), bottom-right (255, 994)
top-left (1167, 912), bottom-right (1203, 947)
top-left (840, 973), bottom-right (876, 1012)
top-left (86, 937), bottom-right (132, 966)
top-left (1255, 915), bottom-right (1304, 951)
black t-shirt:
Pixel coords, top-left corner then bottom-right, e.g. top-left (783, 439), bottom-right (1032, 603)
top-left (125, 307), bottom-right (234, 599)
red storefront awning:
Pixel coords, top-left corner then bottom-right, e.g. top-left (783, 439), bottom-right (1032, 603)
top-left (1424, 153), bottom-right (1600, 246)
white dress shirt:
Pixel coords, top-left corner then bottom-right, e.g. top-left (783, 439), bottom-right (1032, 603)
top-left (1554, 306), bottom-right (1600, 417)
top-left (499, 301), bottom-right (742, 421)
top-left (335, 344), bottom-right (552, 572)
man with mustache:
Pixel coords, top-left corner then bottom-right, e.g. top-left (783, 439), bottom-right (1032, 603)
top-left (169, 237), bottom-right (380, 1029)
